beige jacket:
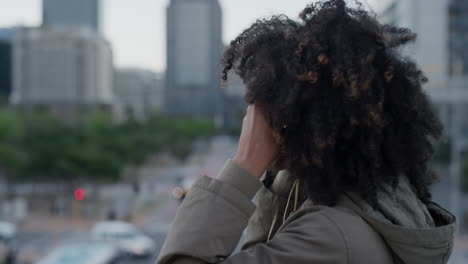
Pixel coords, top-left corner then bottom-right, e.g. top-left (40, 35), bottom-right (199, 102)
top-left (156, 160), bottom-right (455, 264)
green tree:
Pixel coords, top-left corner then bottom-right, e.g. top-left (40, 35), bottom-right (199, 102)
top-left (0, 109), bottom-right (216, 183)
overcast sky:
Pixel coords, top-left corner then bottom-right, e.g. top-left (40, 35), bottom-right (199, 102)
top-left (0, 0), bottom-right (381, 73)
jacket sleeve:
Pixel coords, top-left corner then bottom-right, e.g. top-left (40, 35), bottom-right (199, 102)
top-left (156, 160), bottom-right (347, 264)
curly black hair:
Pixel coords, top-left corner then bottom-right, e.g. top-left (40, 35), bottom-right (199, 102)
top-left (221, 0), bottom-right (442, 207)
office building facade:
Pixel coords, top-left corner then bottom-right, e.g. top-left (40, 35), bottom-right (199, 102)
top-left (166, 0), bottom-right (223, 118)
top-left (449, 0), bottom-right (468, 76)
top-left (379, 0), bottom-right (450, 90)
top-left (0, 28), bottom-right (15, 98)
top-left (43, 0), bottom-right (100, 32)
top-left (114, 68), bottom-right (164, 121)
top-left (11, 26), bottom-right (113, 113)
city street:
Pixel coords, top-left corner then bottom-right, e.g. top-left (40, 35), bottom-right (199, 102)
top-left (4, 136), bottom-right (468, 264)
top-left (118, 233), bottom-right (166, 264)
top-left (12, 231), bottom-right (166, 264)
top-left (6, 136), bottom-right (238, 264)
top-left (2, 0), bottom-right (468, 263)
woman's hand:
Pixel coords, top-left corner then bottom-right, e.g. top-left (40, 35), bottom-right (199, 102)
top-left (233, 104), bottom-right (279, 178)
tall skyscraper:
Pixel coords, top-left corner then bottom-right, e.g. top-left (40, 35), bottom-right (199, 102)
top-left (43, 0), bottom-right (100, 32)
top-left (166, 0), bottom-right (223, 118)
top-left (0, 28), bottom-right (15, 98)
top-left (449, 0), bottom-right (468, 76)
top-left (11, 26), bottom-right (113, 116)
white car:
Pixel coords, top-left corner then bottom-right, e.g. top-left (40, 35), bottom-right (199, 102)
top-left (36, 242), bottom-right (119, 264)
top-left (0, 222), bottom-right (16, 242)
top-left (91, 221), bottom-right (156, 258)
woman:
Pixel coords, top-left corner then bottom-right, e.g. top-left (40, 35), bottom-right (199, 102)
top-left (157, 0), bottom-right (455, 263)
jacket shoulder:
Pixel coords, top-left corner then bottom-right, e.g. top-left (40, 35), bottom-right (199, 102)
top-left (267, 207), bottom-right (349, 264)
top-left (289, 203), bottom-right (394, 264)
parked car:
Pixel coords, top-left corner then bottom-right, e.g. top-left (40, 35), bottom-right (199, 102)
top-left (35, 242), bottom-right (119, 264)
top-left (91, 221), bottom-right (156, 258)
top-left (0, 222), bottom-right (16, 242)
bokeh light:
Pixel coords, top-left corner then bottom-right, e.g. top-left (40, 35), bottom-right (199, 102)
top-left (74, 188), bottom-right (86, 201)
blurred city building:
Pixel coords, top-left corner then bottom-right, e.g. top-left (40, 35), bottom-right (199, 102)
top-left (222, 73), bottom-right (246, 132)
top-left (379, 0), bottom-right (449, 90)
top-left (114, 68), bottom-right (164, 121)
top-left (42, 0), bottom-right (100, 32)
top-left (0, 28), bottom-right (14, 99)
top-left (11, 26), bottom-right (113, 119)
top-left (378, 0), bottom-right (468, 129)
top-left (380, 0), bottom-right (468, 235)
top-left (165, 0), bottom-right (223, 119)
top-left (449, 0), bottom-right (468, 77)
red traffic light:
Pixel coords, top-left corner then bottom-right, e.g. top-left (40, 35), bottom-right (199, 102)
top-left (74, 188), bottom-right (86, 201)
